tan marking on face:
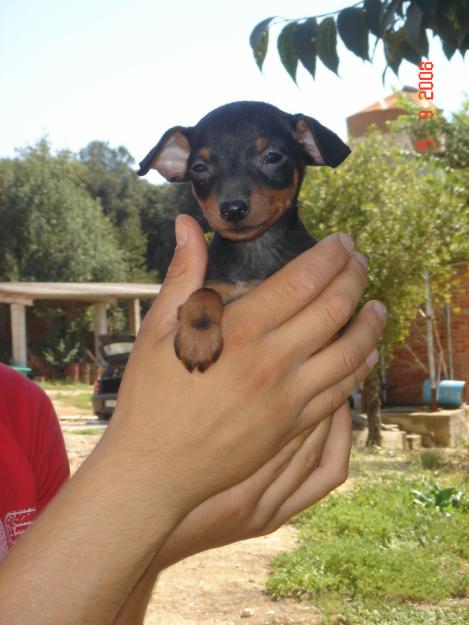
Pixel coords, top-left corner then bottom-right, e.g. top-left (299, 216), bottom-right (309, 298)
top-left (194, 191), bottom-right (221, 229)
top-left (199, 147), bottom-right (210, 159)
top-left (247, 168), bottom-right (300, 234)
top-left (255, 137), bottom-right (269, 152)
top-left (192, 170), bottom-right (300, 241)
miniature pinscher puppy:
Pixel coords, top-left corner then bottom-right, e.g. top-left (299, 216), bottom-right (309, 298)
top-left (138, 101), bottom-right (351, 372)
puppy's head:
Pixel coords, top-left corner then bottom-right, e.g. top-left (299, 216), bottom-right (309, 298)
top-left (138, 101), bottom-right (350, 241)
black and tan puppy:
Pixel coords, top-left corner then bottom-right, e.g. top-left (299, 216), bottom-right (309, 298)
top-left (138, 101), bottom-right (351, 372)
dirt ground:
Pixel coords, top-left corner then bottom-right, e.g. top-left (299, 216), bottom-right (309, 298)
top-left (56, 392), bottom-right (322, 625)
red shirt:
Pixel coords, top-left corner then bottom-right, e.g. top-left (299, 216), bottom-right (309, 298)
top-left (0, 364), bottom-right (70, 559)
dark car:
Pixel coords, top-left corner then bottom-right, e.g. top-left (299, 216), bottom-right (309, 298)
top-left (92, 334), bottom-right (135, 419)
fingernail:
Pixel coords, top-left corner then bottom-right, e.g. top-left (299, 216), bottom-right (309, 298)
top-left (338, 233), bottom-right (355, 253)
top-left (366, 349), bottom-right (379, 368)
top-left (352, 252), bottom-right (368, 270)
top-left (373, 301), bottom-right (387, 321)
top-left (175, 215), bottom-right (188, 248)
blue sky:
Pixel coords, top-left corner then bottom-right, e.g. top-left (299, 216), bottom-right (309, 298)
top-left (1, 0), bottom-right (468, 183)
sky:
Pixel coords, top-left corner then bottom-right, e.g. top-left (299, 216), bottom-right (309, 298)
top-left (1, 0), bottom-right (468, 184)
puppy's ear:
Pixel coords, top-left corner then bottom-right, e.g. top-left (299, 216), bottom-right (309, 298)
top-left (292, 115), bottom-right (351, 168)
top-left (137, 126), bottom-right (191, 181)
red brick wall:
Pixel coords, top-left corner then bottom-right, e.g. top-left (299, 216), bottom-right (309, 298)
top-left (386, 262), bottom-right (469, 405)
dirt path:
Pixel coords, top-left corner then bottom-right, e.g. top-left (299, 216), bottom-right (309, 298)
top-left (60, 428), bottom-right (321, 625)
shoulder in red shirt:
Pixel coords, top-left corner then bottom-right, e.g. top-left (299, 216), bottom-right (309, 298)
top-left (0, 364), bottom-right (69, 558)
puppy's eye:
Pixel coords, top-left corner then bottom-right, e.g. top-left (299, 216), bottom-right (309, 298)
top-left (263, 152), bottom-right (283, 164)
top-left (191, 163), bottom-right (209, 173)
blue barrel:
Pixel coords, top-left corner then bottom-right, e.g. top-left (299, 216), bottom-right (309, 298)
top-left (422, 379), bottom-right (466, 408)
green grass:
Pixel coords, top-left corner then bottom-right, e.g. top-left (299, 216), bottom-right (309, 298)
top-left (36, 380), bottom-right (92, 392)
top-left (66, 428), bottom-right (104, 436)
top-left (267, 450), bottom-right (469, 625)
top-left (37, 381), bottom-right (93, 412)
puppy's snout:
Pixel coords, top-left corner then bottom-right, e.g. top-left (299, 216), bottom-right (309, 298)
top-left (220, 200), bottom-right (250, 222)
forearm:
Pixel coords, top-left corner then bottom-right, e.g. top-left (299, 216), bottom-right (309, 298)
top-left (0, 425), bottom-right (181, 625)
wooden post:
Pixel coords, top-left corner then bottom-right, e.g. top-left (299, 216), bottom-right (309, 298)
top-left (128, 298), bottom-right (141, 336)
top-left (10, 303), bottom-right (27, 366)
top-left (93, 302), bottom-right (108, 363)
top-left (424, 270), bottom-right (438, 411)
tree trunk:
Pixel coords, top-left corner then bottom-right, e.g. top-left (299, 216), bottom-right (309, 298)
top-left (365, 369), bottom-right (382, 446)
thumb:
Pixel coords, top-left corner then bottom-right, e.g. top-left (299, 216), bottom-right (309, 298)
top-left (146, 214), bottom-right (208, 337)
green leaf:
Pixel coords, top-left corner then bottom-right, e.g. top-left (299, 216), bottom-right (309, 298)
top-left (379, 0), bottom-right (398, 34)
top-left (337, 7), bottom-right (370, 61)
top-left (399, 38), bottom-right (421, 65)
top-left (277, 22), bottom-right (299, 83)
top-left (317, 17), bottom-right (339, 75)
top-left (293, 17), bottom-right (317, 79)
top-left (404, 3), bottom-right (423, 52)
top-left (249, 17), bottom-right (275, 70)
top-left (383, 30), bottom-right (404, 76)
top-left (364, 0), bottom-right (383, 36)
top-left (415, 0), bottom-right (438, 24)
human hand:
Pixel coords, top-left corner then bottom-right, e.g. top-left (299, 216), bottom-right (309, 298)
top-left (110, 215), bottom-right (384, 522)
top-left (151, 403), bottom-right (351, 570)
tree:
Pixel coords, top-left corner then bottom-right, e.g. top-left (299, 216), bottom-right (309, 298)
top-left (250, 0), bottom-right (469, 83)
top-left (78, 141), bottom-right (149, 281)
top-left (140, 182), bottom-right (206, 281)
top-left (0, 140), bottom-right (128, 282)
top-left (299, 123), bottom-right (467, 445)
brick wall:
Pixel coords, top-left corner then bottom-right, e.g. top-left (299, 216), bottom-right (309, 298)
top-left (386, 262), bottom-right (469, 405)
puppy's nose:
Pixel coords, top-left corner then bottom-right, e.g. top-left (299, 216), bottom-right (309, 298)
top-left (220, 200), bottom-right (250, 222)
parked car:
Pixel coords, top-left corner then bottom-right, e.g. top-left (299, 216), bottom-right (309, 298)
top-left (92, 334), bottom-right (135, 419)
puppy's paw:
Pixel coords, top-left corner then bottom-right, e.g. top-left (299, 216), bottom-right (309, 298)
top-left (174, 288), bottom-right (224, 373)
top-left (174, 323), bottom-right (223, 372)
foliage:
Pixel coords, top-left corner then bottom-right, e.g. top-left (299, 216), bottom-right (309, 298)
top-left (267, 473), bottom-right (469, 624)
top-left (250, 0), bottom-right (469, 83)
top-left (140, 182), bottom-right (203, 281)
top-left (78, 141), bottom-right (150, 281)
top-left (299, 126), bottom-right (468, 358)
top-left (0, 140), bottom-right (128, 282)
top-left (411, 482), bottom-right (469, 514)
top-left (31, 305), bottom-right (90, 369)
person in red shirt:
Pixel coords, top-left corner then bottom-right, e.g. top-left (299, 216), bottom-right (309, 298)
top-left (0, 363), bottom-right (69, 559)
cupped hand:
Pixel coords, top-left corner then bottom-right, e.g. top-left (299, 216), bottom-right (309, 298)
top-left (110, 215), bottom-right (384, 520)
top-left (152, 402), bottom-right (352, 570)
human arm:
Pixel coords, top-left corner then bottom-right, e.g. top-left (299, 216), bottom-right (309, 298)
top-left (0, 215), bottom-right (385, 625)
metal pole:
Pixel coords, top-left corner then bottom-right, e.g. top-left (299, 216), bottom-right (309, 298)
top-left (424, 270), bottom-right (438, 411)
top-left (445, 302), bottom-right (454, 379)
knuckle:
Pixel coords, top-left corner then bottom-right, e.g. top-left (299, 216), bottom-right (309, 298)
top-left (339, 343), bottom-right (360, 375)
top-left (323, 291), bottom-right (354, 328)
top-left (164, 257), bottom-right (186, 281)
top-left (252, 355), bottom-right (279, 388)
top-left (286, 264), bottom-right (323, 299)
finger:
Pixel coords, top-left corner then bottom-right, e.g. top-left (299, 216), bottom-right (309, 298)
top-left (263, 403), bottom-right (352, 532)
top-left (293, 299), bottom-right (386, 410)
top-left (223, 233), bottom-right (355, 342)
top-left (267, 252), bottom-right (368, 364)
top-left (231, 427), bottom-right (314, 498)
top-left (255, 415), bottom-right (332, 518)
top-left (296, 357), bottom-right (374, 432)
top-left (143, 215), bottom-right (208, 339)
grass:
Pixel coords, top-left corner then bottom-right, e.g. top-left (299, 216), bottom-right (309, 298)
top-left (66, 428), bottom-right (104, 436)
top-left (37, 380), bottom-right (93, 413)
top-left (37, 380), bottom-right (92, 392)
top-left (267, 449), bottom-right (469, 625)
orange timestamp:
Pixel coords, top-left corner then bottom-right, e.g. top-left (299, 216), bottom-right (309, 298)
top-left (417, 61), bottom-right (434, 151)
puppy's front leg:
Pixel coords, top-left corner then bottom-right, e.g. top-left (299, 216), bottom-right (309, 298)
top-left (174, 288), bottom-right (224, 373)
